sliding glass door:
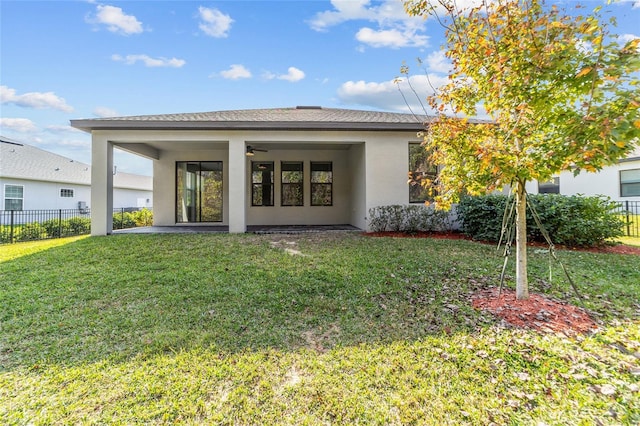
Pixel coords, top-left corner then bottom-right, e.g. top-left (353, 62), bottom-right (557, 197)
top-left (176, 161), bottom-right (223, 223)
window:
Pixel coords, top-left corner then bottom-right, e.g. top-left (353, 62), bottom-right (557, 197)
top-left (252, 162), bottom-right (274, 206)
top-left (409, 143), bottom-right (438, 203)
top-left (621, 169), bottom-right (640, 197)
top-left (538, 177), bottom-right (560, 194)
top-left (281, 162), bottom-right (304, 206)
top-left (176, 161), bottom-right (223, 222)
top-left (311, 162), bottom-right (332, 206)
top-left (4, 184), bottom-right (23, 211)
top-left (60, 188), bottom-right (74, 198)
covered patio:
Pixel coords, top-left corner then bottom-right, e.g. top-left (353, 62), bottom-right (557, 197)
top-left (70, 106), bottom-right (426, 236)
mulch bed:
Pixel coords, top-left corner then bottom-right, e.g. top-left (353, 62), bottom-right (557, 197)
top-left (364, 231), bottom-right (639, 335)
top-left (471, 287), bottom-right (599, 336)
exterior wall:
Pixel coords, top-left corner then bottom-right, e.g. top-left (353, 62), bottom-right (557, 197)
top-left (527, 159), bottom-right (640, 202)
top-left (113, 188), bottom-right (152, 209)
top-left (1, 178), bottom-right (91, 210)
top-left (364, 135), bottom-right (419, 209)
top-left (348, 143), bottom-right (367, 230)
top-left (0, 178), bottom-right (150, 211)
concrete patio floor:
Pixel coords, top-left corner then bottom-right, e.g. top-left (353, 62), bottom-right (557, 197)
top-left (114, 224), bottom-right (360, 234)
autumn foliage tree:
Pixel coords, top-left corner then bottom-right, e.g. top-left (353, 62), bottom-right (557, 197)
top-left (403, 0), bottom-right (640, 299)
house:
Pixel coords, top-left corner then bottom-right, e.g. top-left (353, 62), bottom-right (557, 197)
top-left (71, 106), bottom-right (430, 235)
top-left (1, 136), bottom-right (153, 212)
top-left (527, 146), bottom-right (640, 202)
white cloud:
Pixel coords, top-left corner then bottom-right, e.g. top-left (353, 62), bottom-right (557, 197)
top-left (89, 4), bottom-right (143, 35)
top-left (219, 64), bottom-right (252, 80)
top-left (111, 54), bottom-right (186, 68)
top-left (309, 0), bottom-right (410, 32)
top-left (198, 7), bottom-right (233, 38)
top-left (0, 118), bottom-right (38, 133)
top-left (0, 85), bottom-right (74, 112)
top-left (309, 0), bottom-right (428, 49)
top-left (355, 27), bottom-right (428, 48)
top-left (45, 125), bottom-right (82, 133)
top-left (93, 106), bottom-right (119, 117)
top-left (278, 67), bottom-right (306, 82)
top-left (620, 33), bottom-right (639, 43)
top-left (337, 74), bottom-right (448, 113)
top-left (263, 67), bottom-right (306, 82)
top-left (425, 50), bottom-right (450, 74)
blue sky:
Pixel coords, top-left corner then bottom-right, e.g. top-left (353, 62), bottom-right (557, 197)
top-left (1, 0), bottom-right (639, 176)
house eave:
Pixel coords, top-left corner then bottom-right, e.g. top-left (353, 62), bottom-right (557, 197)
top-left (70, 120), bottom-right (427, 133)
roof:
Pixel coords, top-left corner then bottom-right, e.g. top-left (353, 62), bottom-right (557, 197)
top-left (70, 106), bottom-right (431, 132)
top-left (0, 137), bottom-right (152, 190)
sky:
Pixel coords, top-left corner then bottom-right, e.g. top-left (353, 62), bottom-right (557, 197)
top-left (1, 0), bottom-right (639, 176)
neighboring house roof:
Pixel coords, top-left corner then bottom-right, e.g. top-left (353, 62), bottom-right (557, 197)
top-left (621, 146), bottom-right (640, 162)
top-left (0, 136), bottom-right (152, 190)
top-left (71, 106), bottom-right (434, 132)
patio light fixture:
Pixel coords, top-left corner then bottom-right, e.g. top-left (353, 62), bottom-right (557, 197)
top-left (246, 145), bottom-right (267, 156)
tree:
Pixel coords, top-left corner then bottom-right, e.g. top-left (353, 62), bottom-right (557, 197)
top-left (403, 0), bottom-right (640, 299)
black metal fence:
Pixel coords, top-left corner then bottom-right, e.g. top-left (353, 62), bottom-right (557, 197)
top-left (614, 200), bottom-right (640, 238)
top-left (0, 207), bottom-right (152, 244)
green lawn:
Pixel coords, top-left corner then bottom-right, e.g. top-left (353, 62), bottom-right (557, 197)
top-left (1, 233), bottom-right (638, 424)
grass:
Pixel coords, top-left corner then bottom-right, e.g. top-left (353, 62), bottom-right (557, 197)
top-left (616, 236), bottom-right (640, 247)
top-left (1, 233), bottom-right (638, 424)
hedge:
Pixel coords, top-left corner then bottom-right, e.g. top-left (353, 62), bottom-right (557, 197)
top-left (456, 194), bottom-right (624, 247)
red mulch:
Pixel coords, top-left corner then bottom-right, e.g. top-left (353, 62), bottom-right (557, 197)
top-left (363, 231), bottom-right (638, 335)
top-left (472, 287), bottom-right (599, 336)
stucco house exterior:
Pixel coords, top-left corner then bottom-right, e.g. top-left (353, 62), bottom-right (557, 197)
top-left (1, 136), bottom-right (153, 212)
top-left (527, 146), bottom-right (640, 202)
top-left (71, 106), bottom-right (430, 235)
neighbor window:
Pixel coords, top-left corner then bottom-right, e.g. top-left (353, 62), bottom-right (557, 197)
top-left (176, 161), bottom-right (223, 222)
top-left (311, 162), bottom-right (332, 206)
top-left (620, 169), bottom-right (640, 197)
top-left (409, 143), bottom-right (438, 203)
top-left (538, 177), bottom-right (560, 194)
top-left (60, 188), bottom-right (74, 198)
top-left (4, 184), bottom-right (24, 211)
top-left (252, 162), bottom-right (274, 206)
top-left (281, 162), bottom-right (304, 206)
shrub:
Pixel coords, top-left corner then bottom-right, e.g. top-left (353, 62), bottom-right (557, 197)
top-left (132, 208), bottom-right (153, 227)
top-left (113, 212), bottom-right (136, 230)
top-left (457, 194), bottom-right (624, 247)
top-left (368, 205), bottom-right (453, 233)
top-left (67, 217), bottom-right (91, 235)
top-left (16, 223), bottom-right (46, 242)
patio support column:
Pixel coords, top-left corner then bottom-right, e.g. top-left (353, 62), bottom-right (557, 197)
top-left (228, 137), bottom-right (246, 233)
top-left (91, 133), bottom-right (114, 235)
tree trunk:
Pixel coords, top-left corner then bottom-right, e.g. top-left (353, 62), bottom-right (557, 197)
top-left (515, 182), bottom-right (529, 300)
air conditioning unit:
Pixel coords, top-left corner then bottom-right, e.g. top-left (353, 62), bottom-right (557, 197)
top-left (78, 201), bottom-right (88, 212)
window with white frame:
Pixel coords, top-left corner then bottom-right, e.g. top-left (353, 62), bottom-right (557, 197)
top-left (4, 184), bottom-right (24, 211)
top-left (620, 169), bottom-right (640, 197)
top-left (60, 188), bottom-right (74, 198)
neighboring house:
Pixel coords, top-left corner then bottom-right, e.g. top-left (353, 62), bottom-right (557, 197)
top-left (527, 146), bottom-right (640, 202)
top-left (71, 106), bottom-right (431, 235)
top-left (1, 136), bottom-right (152, 212)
